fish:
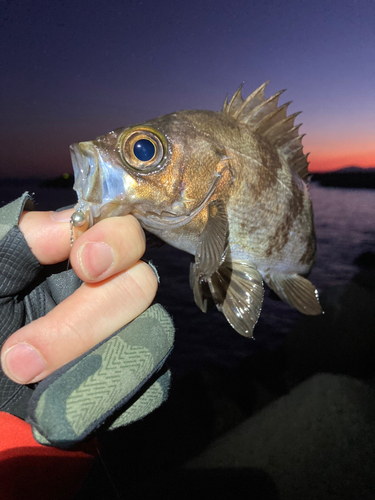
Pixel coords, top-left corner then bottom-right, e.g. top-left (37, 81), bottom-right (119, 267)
top-left (70, 81), bottom-right (322, 337)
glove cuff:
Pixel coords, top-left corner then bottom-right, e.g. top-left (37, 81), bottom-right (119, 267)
top-left (0, 192), bottom-right (34, 240)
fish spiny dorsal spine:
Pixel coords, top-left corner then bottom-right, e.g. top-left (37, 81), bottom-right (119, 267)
top-left (222, 82), bottom-right (310, 182)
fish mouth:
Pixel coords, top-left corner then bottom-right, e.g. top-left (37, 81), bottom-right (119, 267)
top-left (70, 142), bottom-right (103, 204)
top-left (70, 141), bottom-right (134, 225)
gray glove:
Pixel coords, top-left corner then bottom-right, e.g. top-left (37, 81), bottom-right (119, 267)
top-left (0, 193), bottom-right (174, 448)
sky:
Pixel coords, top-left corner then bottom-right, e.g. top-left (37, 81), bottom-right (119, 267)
top-left (1, 0), bottom-right (374, 178)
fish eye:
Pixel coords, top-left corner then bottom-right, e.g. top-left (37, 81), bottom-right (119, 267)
top-left (119, 127), bottom-right (166, 173)
top-left (133, 139), bottom-right (156, 162)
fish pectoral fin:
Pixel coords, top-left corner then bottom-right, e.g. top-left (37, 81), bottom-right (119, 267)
top-left (209, 260), bottom-right (264, 338)
top-left (265, 273), bottom-right (322, 315)
top-left (195, 199), bottom-right (229, 277)
top-left (190, 199), bottom-right (229, 313)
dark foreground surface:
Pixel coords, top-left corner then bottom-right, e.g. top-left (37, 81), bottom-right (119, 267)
top-left (73, 246), bottom-right (375, 500)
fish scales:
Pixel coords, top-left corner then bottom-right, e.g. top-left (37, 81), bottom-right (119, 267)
top-left (71, 82), bottom-right (322, 337)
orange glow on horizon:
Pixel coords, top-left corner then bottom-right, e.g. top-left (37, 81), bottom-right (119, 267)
top-left (308, 150), bottom-right (375, 173)
top-left (303, 131), bottom-right (375, 173)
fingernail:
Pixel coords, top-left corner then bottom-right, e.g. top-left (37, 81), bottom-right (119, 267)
top-left (50, 209), bottom-right (73, 222)
top-left (1, 343), bottom-right (47, 384)
top-left (145, 260), bottom-right (160, 283)
top-left (78, 241), bottom-right (114, 280)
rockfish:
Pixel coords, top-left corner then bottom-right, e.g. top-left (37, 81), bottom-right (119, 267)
top-left (70, 82), bottom-right (322, 337)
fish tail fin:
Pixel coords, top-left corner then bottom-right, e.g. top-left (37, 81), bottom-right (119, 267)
top-left (264, 273), bottom-right (322, 315)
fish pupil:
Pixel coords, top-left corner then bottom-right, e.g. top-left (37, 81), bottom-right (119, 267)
top-left (133, 139), bottom-right (155, 162)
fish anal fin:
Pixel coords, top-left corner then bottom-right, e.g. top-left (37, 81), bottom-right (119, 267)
top-left (208, 260), bottom-right (264, 338)
top-left (265, 273), bottom-right (322, 315)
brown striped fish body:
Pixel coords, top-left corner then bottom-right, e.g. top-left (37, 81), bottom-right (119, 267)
top-left (71, 82), bottom-right (322, 337)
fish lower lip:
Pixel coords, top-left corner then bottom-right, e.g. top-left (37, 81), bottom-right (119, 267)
top-left (71, 142), bottom-right (103, 204)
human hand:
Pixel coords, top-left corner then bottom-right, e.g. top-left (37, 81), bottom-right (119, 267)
top-left (1, 208), bottom-right (158, 385)
top-left (0, 195), bottom-right (174, 447)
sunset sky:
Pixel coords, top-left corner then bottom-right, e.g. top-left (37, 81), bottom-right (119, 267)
top-left (1, 0), bottom-right (374, 178)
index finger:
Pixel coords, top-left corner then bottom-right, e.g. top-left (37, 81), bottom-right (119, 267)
top-left (19, 209), bottom-right (74, 265)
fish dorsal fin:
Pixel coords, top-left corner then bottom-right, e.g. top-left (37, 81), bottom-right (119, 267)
top-left (264, 273), bottom-right (322, 315)
top-left (222, 82), bottom-right (310, 182)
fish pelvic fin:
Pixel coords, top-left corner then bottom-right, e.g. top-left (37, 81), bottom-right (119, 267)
top-left (190, 200), bottom-right (264, 337)
top-left (222, 82), bottom-right (310, 183)
top-left (191, 258), bottom-right (264, 338)
top-left (264, 273), bottom-right (322, 315)
top-left (209, 260), bottom-right (264, 338)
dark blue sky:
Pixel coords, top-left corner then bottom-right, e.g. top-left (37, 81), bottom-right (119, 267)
top-left (1, 0), bottom-right (374, 177)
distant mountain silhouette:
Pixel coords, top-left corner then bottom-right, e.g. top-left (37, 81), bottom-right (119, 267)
top-left (312, 167), bottom-right (375, 189)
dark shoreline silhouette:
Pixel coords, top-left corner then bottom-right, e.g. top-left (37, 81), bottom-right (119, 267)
top-left (312, 167), bottom-right (375, 189)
